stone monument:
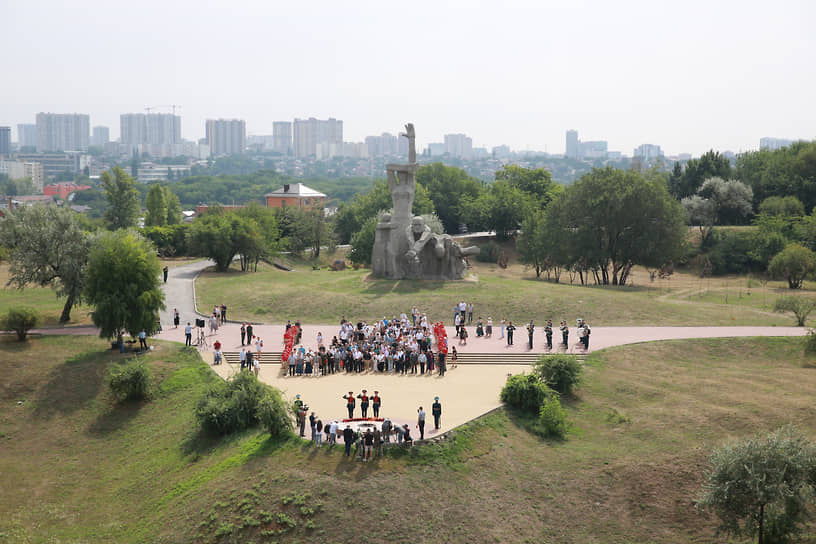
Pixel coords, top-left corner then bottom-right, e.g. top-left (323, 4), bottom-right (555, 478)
top-left (371, 124), bottom-right (479, 280)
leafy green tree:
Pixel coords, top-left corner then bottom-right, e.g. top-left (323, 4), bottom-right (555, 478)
top-left (144, 184), bottom-right (167, 227)
top-left (463, 181), bottom-right (532, 239)
top-left (517, 210), bottom-right (548, 277)
top-left (84, 230), bottom-right (164, 340)
top-left (188, 210), bottom-right (265, 272)
top-left (768, 243), bottom-right (816, 289)
top-left (494, 165), bottom-right (562, 209)
top-left (736, 141), bottom-right (816, 212)
top-left (416, 163), bottom-right (483, 233)
top-left (546, 167), bottom-right (686, 285)
top-left (164, 188), bottom-right (182, 225)
top-left (676, 150), bottom-right (733, 199)
top-left (682, 177), bottom-right (754, 244)
top-left (773, 296), bottom-right (816, 326)
top-left (668, 161), bottom-right (683, 198)
top-left (347, 215), bottom-right (378, 266)
top-left (759, 196), bottom-right (805, 218)
top-left (101, 166), bottom-right (140, 230)
top-left (0, 204), bottom-right (90, 322)
top-left (293, 206), bottom-right (334, 259)
top-left (697, 425), bottom-right (816, 544)
top-left (534, 354), bottom-right (582, 396)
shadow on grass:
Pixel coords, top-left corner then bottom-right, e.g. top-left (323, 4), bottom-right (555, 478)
top-left (32, 349), bottom-right (110, 419)
top-left (361, 277), bottom-right (446, 296)
top-left (87, 399), bottom-right (144, 436)
top-left (504, 407), bottom-right (566, 442)
top-left (519, 276), bottom-right (652, 293)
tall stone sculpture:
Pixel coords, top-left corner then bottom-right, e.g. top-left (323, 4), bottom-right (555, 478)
top-left (371, 124), bottom-right (479, 280)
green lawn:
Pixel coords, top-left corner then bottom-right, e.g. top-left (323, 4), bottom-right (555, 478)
top-left (3, 334), bottom-right (816, 542)
top-left (195, 260), bottom-right (804, 326)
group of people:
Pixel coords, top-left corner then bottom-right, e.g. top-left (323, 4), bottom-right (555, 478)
top-left (283, 311), bottom-right (454, 378)
top-left (294, 394), bottom-right (444, 460)
top-left (526, 318), bottom-right (591, 352)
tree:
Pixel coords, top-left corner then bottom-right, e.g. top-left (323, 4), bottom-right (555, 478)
top-left (517, 210), bottom-right (548, 278)
top-left (544, 167), bottom-right (686, 285)
top-left (0, 204), bottom-right (90, 322)
top-left (188, 210), bottom-right (264, 272)
top-left (698, 177), bottom-right (754, 225)
top-left (697, 425), bottom-right (816, 544)
top-left (144, 184), bottom-right (167, 227)
top-left (1, 307), bottom-right (41, 341)
top-left (464, 181), bottom-right (532, 239)
top-left (293, 206), bottom-right (334, 259)
top-left (736, 141), bottom-right (816, 213)
top-left (773, 296), bottom-right (816, 326)
top-left (416, 163), bottom-right (483, 233)
top-left (681, 195), bottom-right (717, 244)
top-left (759, 196), bottom-right (804, 218)
top-left (101, 166), bottom-right (140, 230)
top-left (84, 230), bottom-right (164, 340)
top-left (768, 243), bottom-right (816, 289)
top-left (494, 165), bottom-right (562, 209)
top-left (164, 188), bottom-right (182, 225)
top-left (676, 150), bottom-right (733, 199)
top-left (347, 215), bottom-right (378, 266)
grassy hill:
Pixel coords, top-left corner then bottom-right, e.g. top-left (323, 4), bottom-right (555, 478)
top-left (3, 334), bottom-right (816, 543)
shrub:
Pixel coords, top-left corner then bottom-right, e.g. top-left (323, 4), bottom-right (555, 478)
top-left (534, 354), bottom-right (582, 396)
top-left (195, 372), bottom-right (291, 436)
top-left (538, 396), bottom-right (570, 439)
top-left (2, 307), bottom-right (41, 341)
top-left (476, 240), bottom-right (501, 263)
top-left (500, 373), bottom-right (551, 414)
top-left (257, 388), bottom-right (294, 439)
top-left (774, 296), bottom-right (816, 326)
top-left (769, 243), bottom-right (816, 289)
top-left (108, 359), bottom-right (151, 402)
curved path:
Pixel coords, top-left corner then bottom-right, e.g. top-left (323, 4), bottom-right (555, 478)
top-left (149, 260), bottom-right (808, 438)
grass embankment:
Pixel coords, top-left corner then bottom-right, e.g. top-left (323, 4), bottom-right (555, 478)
top-left (3, 334), bottom-right (816, 542)
top-left (195, 258), bottom-right (814, 326)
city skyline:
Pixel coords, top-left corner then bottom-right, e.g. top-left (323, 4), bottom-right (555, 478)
top-left (1, 0), bottom-right (814, 156)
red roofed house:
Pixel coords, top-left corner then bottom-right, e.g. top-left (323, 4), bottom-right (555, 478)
top-left (265, 183), bottom-right (326, 209)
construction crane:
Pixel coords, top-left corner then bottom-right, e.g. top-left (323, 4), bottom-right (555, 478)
top-left (144, 105), bottom-right (182, 116)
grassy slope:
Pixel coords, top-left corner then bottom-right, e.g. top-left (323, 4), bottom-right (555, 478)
top-left (194, 258), bottom-right (816, 326)
top-left (3, 335), bottom-right (816, 543)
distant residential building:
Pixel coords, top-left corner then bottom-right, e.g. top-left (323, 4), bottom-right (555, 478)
top-left (444, 133), bottom-right (473, 158)
top-left (265, 183), bottom-right (326, 209)
top-left (273, 121), bottom-right (292, 154)
top-left (677, 153), bottom-right (692, 161)
top-left (120, 113), bottom-right (181, 145)
top-left (91, 126), bottom-right (110, 147)
top-left (205, 118), bottom-right (246, 156)
top-left (492, 145), bottom-right (511, 158)
top-left (293, 117), bottom-right (342, 158)
top-left (760, 137), bottom-right (796, 150)
top-left (136, 163), bottom-right (191, 183)
top-left (633, 144), bottom-right (663, 160)
top-left (341, 142), bottom-right (368, 159)
top-left (17, 124), bottom-right (37, 148)
top-left (0, 160), bottom-right (45, 191)
top-left (36, 113), bottom-right (90, 152)
top-left (564, 130), bottom-right (607, 160)
top-left (427, 143), bottom-right (445, 156)
top-left (565, 129), bottom-right (579, 158)
top-left (247, 135), bottom-right (275, 151)
top-left (15, 152), bottom-right (81, 179)
top-left (0, 126), bottom-right (10, 155)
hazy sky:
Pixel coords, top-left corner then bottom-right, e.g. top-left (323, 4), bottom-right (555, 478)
top-left (2, 0), bottom-right (814, 156)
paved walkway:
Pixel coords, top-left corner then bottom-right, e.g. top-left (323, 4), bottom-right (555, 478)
top-left (150, 260), bottom-right (808, 437)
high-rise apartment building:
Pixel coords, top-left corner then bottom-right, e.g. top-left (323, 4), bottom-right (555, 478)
top-left (565, 130), bottom-right (579, 158)
top-left (92, 126), bottom-right (110, 147)
top-left (120, 113), bottom-right (181, 145)
top-left (292, 118), bottom-right (343, 158)
top-left (633, 144), bottom-right (663, 160)
top-left (205, 119), bottom-right (246, 156)
top-left (0, 126), bottom-right (10, 155)
top-left (17, 124), bottom-right (37, 148)
top-left (444, 133), bottom-right (473, 158)
top-left (760, 137), bottom-right (796, 150)
top-left (273, 122), bottom-right (292, 154)
top-left (35, 113), bottom-right (89, 152)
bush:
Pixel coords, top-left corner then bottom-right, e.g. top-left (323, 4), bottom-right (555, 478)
top-left (500, 373), bottom-right (551, 414)
top-left (768, 243), bottom-right (816, 289)
top-left (2, 307), bottom-right (41, 341)
top-left (195, 372), bottom-right (291, 436)
top-left (774, 295), bottom-right (816, 326)
top-left (707, 230), bottom-right (758, 275)
top-left (534, 354), bottom-right (582, 396)
top-left (108, 359), bottom-right (151, 402)
top-left (538, 396), bottom-right (570, 439)
top-left (476, 240), bottom-right (501, 263)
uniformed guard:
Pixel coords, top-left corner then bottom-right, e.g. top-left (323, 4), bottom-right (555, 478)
top-left (357, 389), bottom-right (370, 418)
top-left (372, 391), bottom-right (382, 418)
top-left (342, 391), bottom-right (355, 418)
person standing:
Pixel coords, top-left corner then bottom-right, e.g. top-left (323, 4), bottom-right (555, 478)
top-left (315, 419), bottom-right (323, 446)
top-left (363, 429), bottom-right (374, 462)
top-left (418, 351), bottom-right (427, 374)
top-left (560, 320), bottom-right (569, 349)
top-left (486, 317), bottom-right (493, 338)
top-left (239, 347), bottom-right (247, 370)
top-left (506, 321), bottom-right (516, 346)
top-left (139, 329), bottom-right (148, 351)
top-left (467, 302), bottom-right (474, 324)
top-left (373, 426), bottom-right (382, 458)
top-left (213, 340), bottom-right (222, 364)
top-left (526, 321), bottom-right (534, 350)
top-left (343, 425), bottom-right (355, 457)
top-left (240, 323), bottom-right (246, 346)
top-left (173, 308), bottom-right (180, 328)
top-left (582, 322), bottom-right (591, 350)
top-left (329, 420), bottom-right (338, 445)
top-left (454, 313), bottom-right (461, 336)
top-left (162, 266), bottom-right (168, 283)
top-left (432, 397), bottom-right (442, 430)
top-left (343, 391), bottom-right (356, 418)
top-left (298, 405), bottom-right (307, 438)
top-left (220, 304), bottom-right (227, 323)
top-left (372, 391), bottom-right (382, 418)
top-left (309, 412), bottom-right (317, 442)
top-left (252, 356), bottom-right (260, 377)
top-left (382, 418), bottom-right (392, 443)
top-left (545, 320), bottom-right (553, 350)
top-left (185, 322), bottom-right (192, 347)
top-left (357, 390), bottom-right (370, 418)
top-left (246, 323), bottom-right (254, 346)
top-left (417, 406), bottom-right (426, 440)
